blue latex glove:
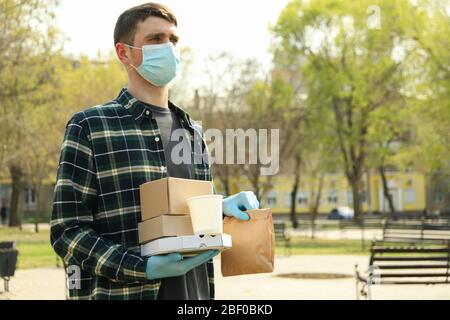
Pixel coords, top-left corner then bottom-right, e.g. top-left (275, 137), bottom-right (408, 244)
top-left (223, 191), bottom-right (260, 221)
top-left (146, 250), bottom-right (219, 280)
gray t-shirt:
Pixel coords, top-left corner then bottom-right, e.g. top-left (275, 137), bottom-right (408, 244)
top-left (144, 103), bottom-right (210, 300)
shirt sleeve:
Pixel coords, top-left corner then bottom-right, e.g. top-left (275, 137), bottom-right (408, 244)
top-left (50, 114), bottom-right (148, 284)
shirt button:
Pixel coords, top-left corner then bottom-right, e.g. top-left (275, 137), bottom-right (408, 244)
top-left (145, 110), bottom-right (150, 116)
top-left (155, 137), bottom-right (160, 142)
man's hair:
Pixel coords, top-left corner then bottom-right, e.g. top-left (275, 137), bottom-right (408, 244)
top-left (114, 2), bottom-right (177, 45)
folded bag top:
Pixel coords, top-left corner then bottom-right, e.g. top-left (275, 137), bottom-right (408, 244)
top-left (221, 208), bottom-right (275, 277)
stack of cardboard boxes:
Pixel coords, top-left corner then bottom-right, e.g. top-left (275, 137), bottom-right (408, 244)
top-left (138, 177), bottom-right (213, 244)
top-left (138, 177), bottom-right (232, 256)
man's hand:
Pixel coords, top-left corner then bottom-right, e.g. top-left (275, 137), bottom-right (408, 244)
top-left (223, 191), bottom-right (260, 221)
top-left (146, 250), bottom-right (219, 280)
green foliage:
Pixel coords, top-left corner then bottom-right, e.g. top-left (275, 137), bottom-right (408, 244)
top-left (276, 237), bottom-right (372, 256)
top-left (271, 0), bottom-right (450, 214)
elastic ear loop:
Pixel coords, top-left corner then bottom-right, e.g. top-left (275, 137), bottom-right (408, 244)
top-left (124, 43), bottom-right (140, 70)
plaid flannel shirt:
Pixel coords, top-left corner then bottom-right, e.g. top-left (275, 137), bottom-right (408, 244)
top-left (50, 88), bottom-right (214, 300)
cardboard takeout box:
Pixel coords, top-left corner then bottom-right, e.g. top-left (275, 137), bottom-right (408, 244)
top-left (141, 234), bottom-right (232, 257)
top-left (139, 177), bottom-right (213, 221)
top-left (138, 215), bottom-right (194, 244)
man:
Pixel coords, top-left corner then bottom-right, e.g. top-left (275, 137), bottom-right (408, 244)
top-left (50, 2), bottom-right (259, 300)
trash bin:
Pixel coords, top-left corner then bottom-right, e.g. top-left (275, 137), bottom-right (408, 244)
top-left (0, 207), bottom-right (6, 225)
top-left (0, 243), bottom-right (18, 292)
top-left (0, 241), bottom-right (16, 250)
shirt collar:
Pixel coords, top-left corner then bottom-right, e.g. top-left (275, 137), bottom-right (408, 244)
top-left (115, 88), bottom-right (193, 129)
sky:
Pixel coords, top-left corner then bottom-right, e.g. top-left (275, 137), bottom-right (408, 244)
top-left (55, 0), bottom-right (291, 74)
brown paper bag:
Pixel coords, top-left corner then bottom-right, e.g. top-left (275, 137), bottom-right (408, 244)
top-left (221, 208), bottom-right (275, 277)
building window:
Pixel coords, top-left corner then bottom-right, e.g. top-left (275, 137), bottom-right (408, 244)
top-left (346, 191), bottom-right (353, 206)
top-left (298, 192), bottom-right (309, 206)
top-left (284, 192), bottom-right (311, 207)
top-left (327, 190), bottom-right (339, 204)
top-left (285, 192), bottom-right (291, 207)
top-left (25, 188), bottom-right (37, 207)
top-left (266, 192), bottom-right (277, 206)
top-left (404, 188), bottom-right (416, 203)
top-left (345, 190), bottom-right (367, 204)
top-left (434, 190), bottom-right (445, 204)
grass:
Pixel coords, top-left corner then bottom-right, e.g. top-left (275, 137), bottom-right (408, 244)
top-left (0, 227), bottom-right (57, 270)
top-left (283, 220), bottom-right (342, 231)
top-left (0, 226), bottom-right (372, 269)
top-left (275, 237), bottom-right (371, 256)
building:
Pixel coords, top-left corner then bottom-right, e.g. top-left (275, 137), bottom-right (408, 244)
top-left (216, 170), bottom-right (448, 218)
top-left (0, 179), bottom-right (54, 225)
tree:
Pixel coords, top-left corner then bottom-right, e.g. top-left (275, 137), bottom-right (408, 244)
top-left (271, 0), bottom-right (423, 222)
top-left (245, 77), bottom-right (301, 201)
top-left (169, 47), bottom-right (195, 108)
top-left (192, 53), bottom-right (264, 197)
top-left (412, 1), bottom-right (450, 212)
top-left (24, 101), bottom-right (63, 232)
top-left (0, 0), bottom-right (62, 227)
top-left (366, 101), bottom-right (412, 218)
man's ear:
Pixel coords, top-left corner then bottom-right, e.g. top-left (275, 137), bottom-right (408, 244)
top-left (115, 43), bottom-right (131, 65)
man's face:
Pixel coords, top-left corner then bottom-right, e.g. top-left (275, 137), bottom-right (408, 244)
top-left (118, 16), bottom-right (179, 68)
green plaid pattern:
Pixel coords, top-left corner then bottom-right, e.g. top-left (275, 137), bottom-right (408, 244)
top-left (50, 88), bottom-right (214, 300)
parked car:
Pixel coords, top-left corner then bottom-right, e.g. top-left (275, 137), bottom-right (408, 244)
top-left (328, 206), bottom-right (355, 220)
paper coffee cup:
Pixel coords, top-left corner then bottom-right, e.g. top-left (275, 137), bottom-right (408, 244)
top-left (186, 195), bottom-right (223, 235)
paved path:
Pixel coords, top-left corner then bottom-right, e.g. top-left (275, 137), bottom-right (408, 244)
top-left (1, 255), bottom-right (449, 300)
top-left (0, 268), bottom-right (65, 300)
top-left (216, 255), bottom-right (450, 300)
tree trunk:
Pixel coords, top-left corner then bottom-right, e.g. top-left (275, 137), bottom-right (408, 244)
top-left (310, 174), bottom-right (324, 240)
top-left (350, 174), bottom-right (365, 251)
top-left (221, 172), bottom-right (231, 196)
top-left (365, 168), bottom-right (373, 215)
top-left (34, 185), bottom-right (42, 233)
top-left (254, 183), bottom-right (261, 203)
top-left (9, 165), bottom-right (25, 228)
top-left (223, 180), bottom-right (230, 197)
top-left (379, 164), bottom-right (397, 219)
top-left (290, 155), bottom-right (301, 229)
top-left (351, 177), bottom-right (363, 220)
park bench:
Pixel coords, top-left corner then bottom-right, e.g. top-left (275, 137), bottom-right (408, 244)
top-left (0, 241), bottom-right (18, 293)
top-left (355, 219), bottom-right (450, 299)
top-left (274, 222), bottom-right (291, 257)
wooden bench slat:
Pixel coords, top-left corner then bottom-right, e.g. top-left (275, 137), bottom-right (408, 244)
top-left (379, 273), bottom-right (450, 278)
top-left (382, 238), bottom-right (448, 244)
top-left (378, 280), bottom-right (450, 285)
top-left (372, 247), bottom-right (449, 253)
top-left (373, 257), bottom-right (449, 261)
top-left (377, 264), bottom-right (450, 269)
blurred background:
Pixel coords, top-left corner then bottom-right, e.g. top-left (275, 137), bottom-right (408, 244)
top-left (0, 0), bottom-right (449, 299)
